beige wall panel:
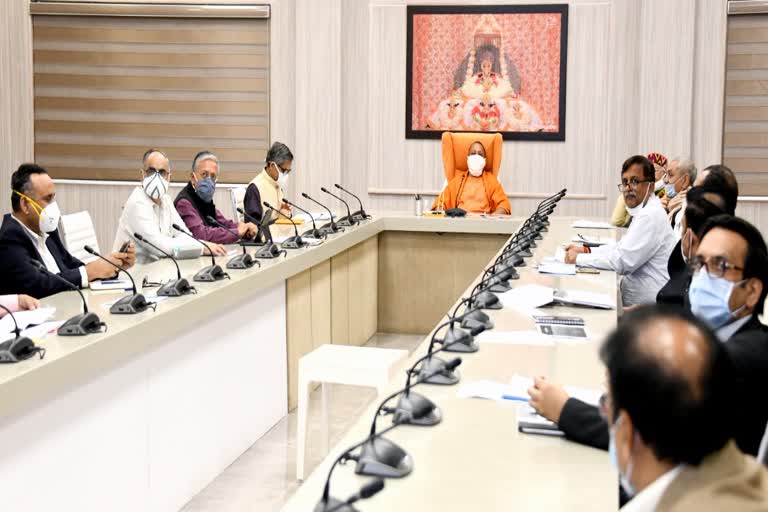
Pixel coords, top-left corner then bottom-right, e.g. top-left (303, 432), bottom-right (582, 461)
top-left (33, 50), bottom-right (268, 69)
top-left (310, 260), bottom-right (332, 350)
top-left (35, 119), bottom-right (267, 138)
top-left (35, 97), bottom-right (267, 116)
top-left (346, 235), bottom-right (378, 347)
top-left (330, 251), bottom-right (350, 345)
top-left (34, 74), bottom-right (268, 92)
top-left (286, 269), bottom-right (313, 410)
top-left (378, 231), bottom-right (507, 334)
top-left (33, 25), bottom-right (268, 45)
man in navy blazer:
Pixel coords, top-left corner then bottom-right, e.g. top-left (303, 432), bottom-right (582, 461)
top-left (0, 163), bottom-right (136, 299)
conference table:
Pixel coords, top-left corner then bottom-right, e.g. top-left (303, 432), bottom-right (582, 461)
top-left (0, 212), bottom-right (618, 511)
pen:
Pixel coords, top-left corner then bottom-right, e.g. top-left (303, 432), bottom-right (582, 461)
top-left (502, 395), bottom-right (529, 402)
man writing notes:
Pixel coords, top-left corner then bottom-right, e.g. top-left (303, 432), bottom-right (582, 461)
top-left (565, 155), bottom-right (675, 306)
top-left (0, 163), bottom-right (136, 298)
top-left (175, 151), bottom-right (258, 244)
top-left (113, 149), bottom-right (227, 264)
top-left (433, 140), bottom-right (510, 215)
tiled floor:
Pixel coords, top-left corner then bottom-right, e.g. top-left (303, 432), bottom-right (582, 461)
top-left (181, 333), bottom-right (424, 512)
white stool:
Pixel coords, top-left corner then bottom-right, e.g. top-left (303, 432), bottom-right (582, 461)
top-left (296, 344), bottom-right (408, 480)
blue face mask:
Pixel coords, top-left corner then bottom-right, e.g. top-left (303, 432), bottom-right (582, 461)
top-left (688, 269), bottom-right (746, 329)
top-left (609, 415), bottom-right (636, 497)
top-left (664, 182), bottom-right (677, 198)
top-left (195, 177), bottom-right (215, 203)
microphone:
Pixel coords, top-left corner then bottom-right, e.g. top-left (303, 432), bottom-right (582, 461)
top-left (237, 207), bottom-right (284, 259)
top-left (0, 303), bottom-right (45, 363)
top-left (30, 260), bottom-right (106, 336)
top-left (263, 201), bottom-right (304, 249)
top-left (321, 186), bottom-right (357, 227)
top-left (235, 207), bottom-right (269, 246)
top-left (132, 234), bottom-right (195, 297)
top-left (334, 183), bottom-right (370, 222)
top-left (195, 220), bottom-right (258, 271)
top-left (321, 478), bottom-right (385, 512)
top-left (172, 223), bottom-right (231, 280)
top-left (83, 245), bottom-right (154, 314)
top-left (302, 192), bottom-right (343, 235)
top-left (283, 198), bottom-right (325, 240)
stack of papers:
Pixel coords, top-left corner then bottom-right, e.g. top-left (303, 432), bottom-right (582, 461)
top-left (0, 307), bottom-right (58, 343)
top-left (571, 220), bottom-right (614, 229)
top-left (292, 212), bottom-right (335, 223)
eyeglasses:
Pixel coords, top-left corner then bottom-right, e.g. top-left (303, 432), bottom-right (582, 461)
top-left (689, 255), bottom-right (744, 278)
top-left (198, 171), bottom-right (217, 183)
top-left (144, 167), bottom-right (169, 179)
top-left (617, 178), bottom-right (652, 191)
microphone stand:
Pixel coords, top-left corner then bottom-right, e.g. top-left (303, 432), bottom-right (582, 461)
top-left (31, 261), bottom-right (106, 336)
top-left (321, 187), bottom-right (357, 227)
top-left (84, 245), bottom-right (154, 314)
top-left (132, 234), bottom-right (196, 297)
top-left (172, 223), bottom-right (230, 280)
top-left (0, 303), bottom-right (45, 362)
top-left (302, 192), bottom-right (343, 235)
top-left (322, 479), bottom-right (384, 512)
top-left (264, 201), bottom-right (304, 249)
top-left (283, 198), bottom-right (325, 240)
top-left (334, 183), bottom-right (371, 222)
top-left (237, 207), bottom-right (284, 258)
top-left (195, 219), bottom-right (259, 270)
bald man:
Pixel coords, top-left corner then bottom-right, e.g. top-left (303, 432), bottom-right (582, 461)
top-left (114, 149), bottom-right (227, 264)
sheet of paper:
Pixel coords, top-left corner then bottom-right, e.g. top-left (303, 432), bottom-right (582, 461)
top-left (273, 235), bottom-right (324, 245)
top-left (21, 320), bottom-right (65, 340)
top-left (537, 262), bottom-right (576, 275)
top-left (292, 212), bottom-right (335, 223)
top-left (509, 374), bottom-right (603, 406)
top-left (553, 246), bottom-right (566, 263)
top-left (571, 220), bottom-right (614, 230)
top-left (89, 279), bottom-right (133, 291)
top-left (554, 289), bottom-right (616, 309)
top-left (570, 235), bottom-right (611, 246)
top-left (475, 330), bottom-right (555, 346)
top-left (457, 380), bottom-right (519, 401)
top-left (498, 284), bottom-right (553, 315)
top-left (0, 307), bottom-right (56, 334)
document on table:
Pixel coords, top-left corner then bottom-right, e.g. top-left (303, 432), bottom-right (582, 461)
top-left (498, 284), bottom-right (554, 314)
top-left (475, 330), bottom-right (555, 346)
top-left (571, 220), bottom-right (614, 229)
top-left (457, 380), bottom-right (520, 401)
top-left (553, 289), bottom-right (616, 309)
top-left (509, 374), bottom-right (603, 406)
top-left (570, 234), bottom-right (612, 246)
top-left (537, 262), bottom-right (576, 275)
top-left (273, 235), bottom-right (323, 246)
top-left (0, 307), bottom-right (56, 334)
top-left (292, 212), bottom-right (335, 223)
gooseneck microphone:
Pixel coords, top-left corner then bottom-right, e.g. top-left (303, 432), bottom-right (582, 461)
top-left (197, 219), bottom-right (258, 270)
top-left (302, 192), bottom-right (343, 235)
top-left (321, 478), bottom-right (385, 512)
top-left (0, 303), bottom-right (45, 362)
top-left (83, 245), bottom-right (154, 314)
top-left (416, 311), bottom-right (486, 384)
top-left (237, 207), bottom-right (283, 258)
top-left (333, 184), bottom-right (370, 222)
top-left (321, 187), bottom-right (357, 227)
top-left (31, 260), bottom-right (106, 335)
top-left (132, 234), bottom-right (195, 297)
top-left (172, 223), bottom-right (230, 280)
top-left (264, 201), bottom-right (304, 249)
top-left (283, 198), bottom-right (325, 240)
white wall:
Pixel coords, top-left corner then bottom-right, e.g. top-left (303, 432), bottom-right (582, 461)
top-left (2, 0), bottom-right (765, 249)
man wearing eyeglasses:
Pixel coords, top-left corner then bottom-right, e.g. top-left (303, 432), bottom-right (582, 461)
top-left (174, 151), bottom-right (259, 244)
top-left (244, 141), bottom-right (294, 223)
top-left (565, 155), bottom-right (676, 306)
top-left (113, 149), bottom-right (228, 264)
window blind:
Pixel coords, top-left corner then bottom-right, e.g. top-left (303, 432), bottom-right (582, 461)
top-left (32, 5), bottom-right (269, 184)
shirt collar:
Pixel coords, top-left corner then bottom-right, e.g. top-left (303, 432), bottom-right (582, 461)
top-left (716, 314), bottom-right (753, 343)
top-left (260, 169), bottom-right (280, 188)
top-left (11, 213), bottom-right (47, 244)
top-left (621, 465), bottom-right (684, 512)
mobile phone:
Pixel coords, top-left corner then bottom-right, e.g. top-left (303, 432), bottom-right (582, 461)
top-left (576, 267), bottom-right (600, 275)
top-left (119, 241), bottom-right (130, 252)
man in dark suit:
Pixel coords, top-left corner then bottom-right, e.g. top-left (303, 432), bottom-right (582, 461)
top-left (0, 163), bottom-right (136, 299)
top-left (529, 215), bottom-right (768, 457)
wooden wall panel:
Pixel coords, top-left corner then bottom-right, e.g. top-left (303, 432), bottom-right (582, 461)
top-left (330, 251), bottom-right (350, 345)
top-left (346, 235), bottom-right (378, 347)
top-left (286, 268), bottom-right (313, 410)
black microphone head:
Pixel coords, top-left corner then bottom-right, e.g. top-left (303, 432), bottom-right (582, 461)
top-left (84, 244), bottom-right (96, 254)
top-left (359, 478), bottom-right (385, 499)
top-left (282, 198), bottom-right (289, 204)
top-left (334, 183), bottom-right (341, 189)
top-left (321, 186), bottom-right (330, 193)
top-left (205, 215), bottom-right (217, 224)
top-left (263, 201), bottom-right (272, 209)
top-left (237, 207), bottom-right (245, 214)
top-left (133, 233), bottom-right (144, 242)
top-left (469, 325), bottom-right (486, 337)
top-left (445, 357), bottom-right (462, 371)
top-left (171, 223), bottom-right (183, 231)
top-left (301, 192), bottom-right (309, 199)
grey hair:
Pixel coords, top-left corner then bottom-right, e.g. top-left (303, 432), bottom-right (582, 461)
top-left (265, 141), bottom-right (294, 167)
top-left (142, 148), bottom-right (172, 170)
top-left (192, 150), bottom-right (219, 173)
top-left (674, 157), bottom-right (697, 183)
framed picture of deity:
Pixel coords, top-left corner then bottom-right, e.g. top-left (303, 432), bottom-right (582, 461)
top-left (405, 4), bottom-right (568, 141)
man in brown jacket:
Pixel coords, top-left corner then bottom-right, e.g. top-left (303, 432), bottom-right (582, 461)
top-left (600, 306), bottom-right (768, 511)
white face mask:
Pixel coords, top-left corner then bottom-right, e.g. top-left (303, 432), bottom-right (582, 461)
top-left (142, 173), bottom-right (168, 201)
top-left (37, 201), bottom-right (61, 233)
top-left (467, 154), bottom-right (486, 177)
top-left (625, 183), bottom-right (651, 217)
top-left (277, 171), bottom-right (290, 188)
